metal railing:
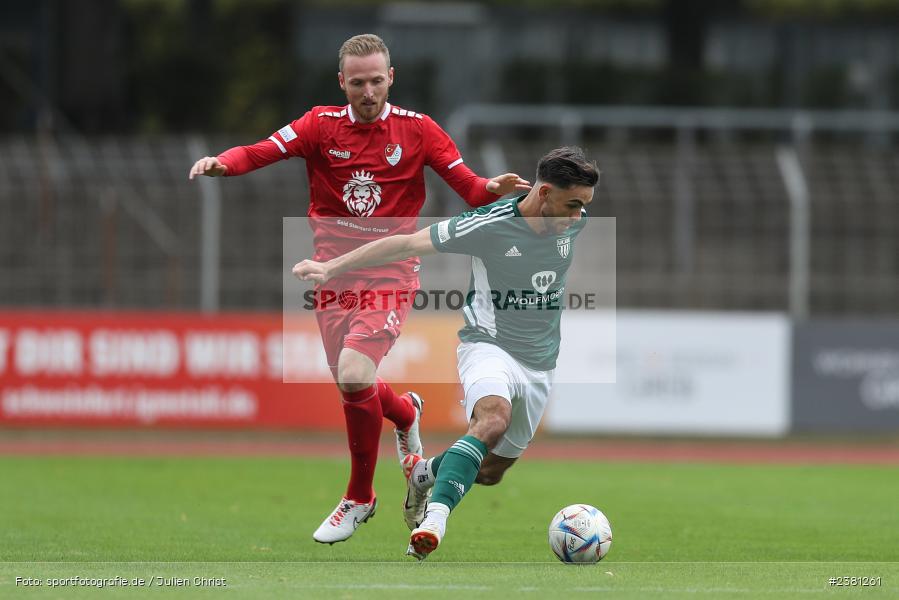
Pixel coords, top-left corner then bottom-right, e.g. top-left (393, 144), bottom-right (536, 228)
top-left (2, 106), bottom-right (898, 316)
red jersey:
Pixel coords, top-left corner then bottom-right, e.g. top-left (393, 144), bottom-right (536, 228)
top-left (217, 102), bottom-right (496, 281)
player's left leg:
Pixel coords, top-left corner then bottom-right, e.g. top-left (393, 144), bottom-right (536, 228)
top-left (410, 374), bottom-right (541, 492)
top-left (405, 449), bottom-right (517, 496)
top-left (408, 343), bottom-right (553, 558)
top-left (408, 394), bottom-right (512, 559)
top-left (378, 379), bottom-right (422, 461)
top-left (402, 446), bottom-right (516, 532)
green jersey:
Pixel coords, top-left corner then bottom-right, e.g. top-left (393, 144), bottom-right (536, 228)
top-left (429, 195), bottom-right (587, 371)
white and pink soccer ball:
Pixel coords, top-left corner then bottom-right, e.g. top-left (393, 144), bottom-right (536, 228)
top-left (548, 504), bottom-right (613, 564)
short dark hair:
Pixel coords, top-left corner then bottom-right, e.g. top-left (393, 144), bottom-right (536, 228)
top-left (536, 147), bottom-right (599, 189)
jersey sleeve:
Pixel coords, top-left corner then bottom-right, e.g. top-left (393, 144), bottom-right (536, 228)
top-left (429, 203), bottom-right (511, 256)
top-left (217, 110), bottom-right (319, 176)
top-left (266, 110), bottom-right (318, 158)
top-left (422, 115), bottom-right (495, 207)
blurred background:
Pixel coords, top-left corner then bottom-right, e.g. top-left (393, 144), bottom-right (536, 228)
top-left (2, 0), bottom-right (899, 438)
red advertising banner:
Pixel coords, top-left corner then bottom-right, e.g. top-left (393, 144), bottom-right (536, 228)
top-left (0, 312), bottom-right (466, 430)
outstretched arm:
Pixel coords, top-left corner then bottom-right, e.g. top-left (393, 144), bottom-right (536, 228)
top-left (189, 113), bottom-right (314, 179)
top-left (292, 227), bottom-right (436, 284)
top-left (188, 140), bottom-right (284, 179)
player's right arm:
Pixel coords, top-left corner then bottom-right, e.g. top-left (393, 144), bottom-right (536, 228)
top-left (293, 203), bottom-right (498, 283)
top-left (293, 227), bottom-right (437, 284)
top-left (188, 111), bottom-right (318, 179)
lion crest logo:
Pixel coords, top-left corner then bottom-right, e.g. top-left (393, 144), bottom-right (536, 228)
top-left (342, 170), bottom-right (382, 217)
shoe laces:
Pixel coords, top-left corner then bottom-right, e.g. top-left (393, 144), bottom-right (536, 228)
top-left (397, 430), bottom-right (411, 453)
top-left (329, 501), bottom-right (353, 526)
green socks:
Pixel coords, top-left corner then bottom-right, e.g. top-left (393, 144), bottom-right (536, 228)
top-left (429, 435), bottom-right (487, 511)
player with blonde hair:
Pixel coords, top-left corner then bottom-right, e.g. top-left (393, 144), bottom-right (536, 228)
top-left (190, 34), bottom-right (529, 544)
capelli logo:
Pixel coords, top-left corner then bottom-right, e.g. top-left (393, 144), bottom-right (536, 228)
top-left (329, 148), bottom-right (351, 159)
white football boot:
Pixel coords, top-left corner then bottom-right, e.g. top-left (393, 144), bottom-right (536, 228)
top-left (312, 496), bottom-right (377, 544)
top-left (407, 504), bottom-right (448, 561)
top-left (401, 454), bottom-right (433, 530)
top-left (394, 392), bottom-right (424, 463)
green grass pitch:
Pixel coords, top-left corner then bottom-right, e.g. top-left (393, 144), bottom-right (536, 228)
top-left (1, 455), bottom-right (897, 598)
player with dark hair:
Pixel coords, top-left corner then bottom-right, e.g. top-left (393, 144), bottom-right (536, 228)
top-left (293, 147), bottom-right (599, 559)
top-left (189, 33), bottom-right (530, 544)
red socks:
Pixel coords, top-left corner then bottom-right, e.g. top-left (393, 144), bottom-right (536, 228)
top-left (377, 377), bottom-right (415, 431)
top-left (339, 380), bottom-right (415, 503)
top-left (340, 385), bottom-right (381, 503)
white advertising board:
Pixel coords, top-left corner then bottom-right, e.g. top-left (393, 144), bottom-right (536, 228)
top-left (546, 311), bottom-right (790, 436)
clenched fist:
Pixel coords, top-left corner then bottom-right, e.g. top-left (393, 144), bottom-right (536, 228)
top-left (292, 259), bottom-right (331, 284)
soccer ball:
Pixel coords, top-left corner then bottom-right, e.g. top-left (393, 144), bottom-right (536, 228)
top-left (548, 504), bottom-right (612, 564)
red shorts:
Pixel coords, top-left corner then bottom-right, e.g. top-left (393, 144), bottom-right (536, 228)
top-left (313, 277), bottom-right (418, 375)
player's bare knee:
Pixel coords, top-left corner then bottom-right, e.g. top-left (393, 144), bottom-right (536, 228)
top-left (337, 379), bottom-right (370, 393)
top-left (336, 354), bottom-right (375, 392)
top-left (469, 398), bottom-right (511, 447)
top-left (336, 366), bottom-right (374, 392)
